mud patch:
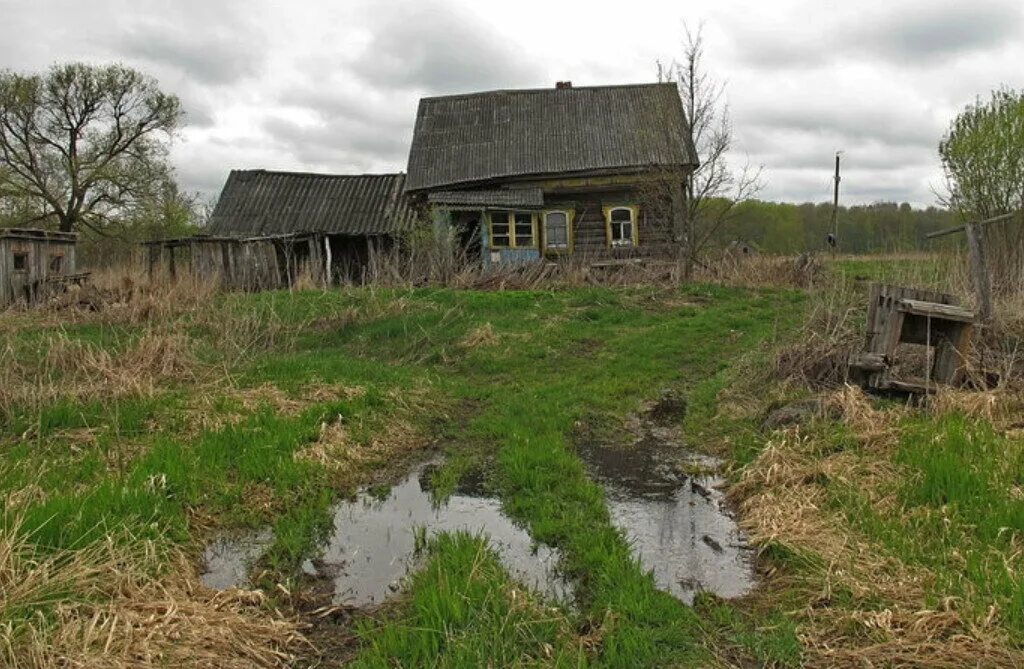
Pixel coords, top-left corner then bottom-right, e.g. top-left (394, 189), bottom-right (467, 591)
top-left (579, 440), bottom-right (755, 604)
top-left (200, 529), bottom-right (274, 590)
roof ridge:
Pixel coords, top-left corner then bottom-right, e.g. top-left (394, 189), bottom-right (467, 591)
top-left (419, 82), bottom-right (673, 103)
top-left (231, 169), bottom-right (406, 179)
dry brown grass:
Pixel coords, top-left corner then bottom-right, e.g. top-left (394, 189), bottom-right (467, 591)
top-left (184, 382), bottom-right (366, 436)
top-left (460, 322), bottom-right (500, 349)
top-left (0, 329), bottom-right (199, 422)
top-left (773, 289), bottom-right (864, 387)
top-left (731, 386), bottom-right (1024, 668)
top-left (294, 386), bottom-right (435, 487)
top-left (8, 267), bottom-right (222, 328)
top-left (696, 252), bottom-right (825, 289)
top-left (0, 511), bottom-right (308, 669)
top-left (0, 269), bottom-right (318, 423)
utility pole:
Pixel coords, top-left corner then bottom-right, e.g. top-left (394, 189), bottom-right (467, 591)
top-left (830, 152), bottom-right (841, 257)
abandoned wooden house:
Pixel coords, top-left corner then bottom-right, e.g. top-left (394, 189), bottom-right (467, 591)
top-left (403, 82), bottom-right (698, 266)
top-left (0, 228), bottom-right (81, 307)
top-left (146, 170), bottom-right (416, 287)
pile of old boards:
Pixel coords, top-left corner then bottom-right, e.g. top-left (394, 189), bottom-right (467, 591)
top-left (848, 283), bottom-right (976, 394)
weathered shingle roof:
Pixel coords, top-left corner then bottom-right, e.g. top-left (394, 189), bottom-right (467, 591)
top-left (207, 170), bottom-right (416, 237)
top-left (427, 189), bottom-right (544, 208)
top-left (405, 83), bottom-right (696, 193)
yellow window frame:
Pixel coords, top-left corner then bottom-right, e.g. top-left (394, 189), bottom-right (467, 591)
top-left (489, 211), bottom-right (538, 249)
top-left (603, 205), bottom-right (640, 247)
top-left (542, 208), bottom-right (574, 253)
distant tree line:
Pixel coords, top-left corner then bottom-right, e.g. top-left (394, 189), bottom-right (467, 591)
top-left (709, 199), bottom-right (957, 255)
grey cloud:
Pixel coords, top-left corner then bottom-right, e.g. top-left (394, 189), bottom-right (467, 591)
top-left (262, 115), bottom-right (411, 169)
top-left (736, 100), bottom-right (942, 151)
top-left (348, 1), bottom-right (543, 93)
top-left (743, 134), bottom-right (934, 172)
top-left (117, 24), bottom-right (264, 85)
top-left (731, 0), bottom-right (1022, 70)
top-left (176, 89), bottom-right (217, 128)
top-left (183, 105), bottom-right (216, 129)
top-left (4, 0), bottom-right (1012, 208)
top-left (175, 156), bottom-right (229, 196)
top-left (851, 2), bottom-right (1022, 63)
top-left (281, 84), bottom-right (417, 129)
top-left (756, 164), bottom-right (938, 206)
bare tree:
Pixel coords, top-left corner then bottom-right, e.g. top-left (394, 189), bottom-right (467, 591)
top-left (0, 63), bottom-right (182, 233)
top-left (657, 25), bottom-right (763, 276)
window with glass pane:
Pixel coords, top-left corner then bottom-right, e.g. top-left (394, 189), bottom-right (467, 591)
top-left (490, 213), bottom-right (510, 247)
top-left (545, 212), bottom-right (568, 249)
top-left (609, 208), bottom-right (634, 246)
top-left (514, 213), bottom-right (534, 246)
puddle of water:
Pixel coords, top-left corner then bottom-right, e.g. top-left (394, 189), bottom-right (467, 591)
top-left (200, 528), bottom-right (273, 590)
top-left (201, 461), bottom-right (569, 607)
top-left (312, 462), bottom-right (570, 606)
top-left (580, 441), bottom-right (755, 604)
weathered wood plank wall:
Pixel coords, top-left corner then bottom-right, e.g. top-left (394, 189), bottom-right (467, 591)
top-left (1, 234), bottom-right (77, 308)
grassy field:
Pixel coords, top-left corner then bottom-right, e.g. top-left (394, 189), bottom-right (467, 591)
top-left (2, 257), bottom-right (1023, 667)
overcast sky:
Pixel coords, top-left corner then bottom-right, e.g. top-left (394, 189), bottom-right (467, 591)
top-left (3, 0), bottom-right (1023, 207)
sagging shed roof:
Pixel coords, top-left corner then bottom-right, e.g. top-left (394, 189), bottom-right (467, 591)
top-left (405, 83), bottom-right (697, 193)
top-left (207, 170), bottom-right (417, 237)
top-left (0, 228), bottom-right (78, 243)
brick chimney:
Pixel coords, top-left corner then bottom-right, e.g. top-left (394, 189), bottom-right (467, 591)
top-left (556, 81), bottom-right (572, 89)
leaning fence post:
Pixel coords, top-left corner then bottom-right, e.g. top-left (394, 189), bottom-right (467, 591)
top-left (964, 222), bottom-right (993, 324)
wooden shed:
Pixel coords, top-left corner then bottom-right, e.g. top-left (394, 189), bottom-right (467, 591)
top-left (0, 228), bottom-right (80, 308)
top-left (142, 232), bottom-right (324, 290)
top-left (145, 171), bottom-right (417, 289)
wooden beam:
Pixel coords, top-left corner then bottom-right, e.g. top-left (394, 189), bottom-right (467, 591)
top-left (924, 211), bottom-right (1019, 240)
top-left (896, 299), bottom-right (975, 322)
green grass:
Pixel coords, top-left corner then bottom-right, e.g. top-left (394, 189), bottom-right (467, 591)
top-left (2, 284), bottom-right (807, 666)
top-left (830, 253), bottom-right (953, 288)
top-left (352, 532), bottom-right (584, 668)
top-left (830, 412), bottom-right (1024, 638)
top-left (337, 285), bottom-right (804, 666)
top-left (693, 592), bottom-right (803, 667)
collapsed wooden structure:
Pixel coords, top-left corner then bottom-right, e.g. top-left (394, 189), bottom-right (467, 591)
top-left (144, 171), bottom-right (416, 289)
top-left (1, 228), bottom-right (86, 308)
top-left (142, 232), bottom-right (328, 290)
top-left (849, 283), bottom-right (975, 393)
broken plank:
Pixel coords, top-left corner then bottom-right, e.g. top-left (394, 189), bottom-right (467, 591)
top-left (896, 299), bottom-right (975, 323)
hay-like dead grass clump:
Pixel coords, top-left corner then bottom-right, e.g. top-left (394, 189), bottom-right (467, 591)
top-left (183, 382), bottom-right (366, 435)
top-left (929, 387), bottom-right (1024, 432)
top-left (460, 322), bottom-right (500, 349)
top-left (773, 289), bottom-right (863, 388)
top-left (0, 512), bottom-right (308, 669)
top-left (295, 407), bottom-right (430, 486)
top-left (294, 384), bottom-right (438, 488)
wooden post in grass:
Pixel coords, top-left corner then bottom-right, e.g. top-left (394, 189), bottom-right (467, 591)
top-left (964, 222), bottom-right (993, 324)
top-left (923, 210), bottom-right (1017, 325)
top-left (830, 152), bottom-right (841, 257)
